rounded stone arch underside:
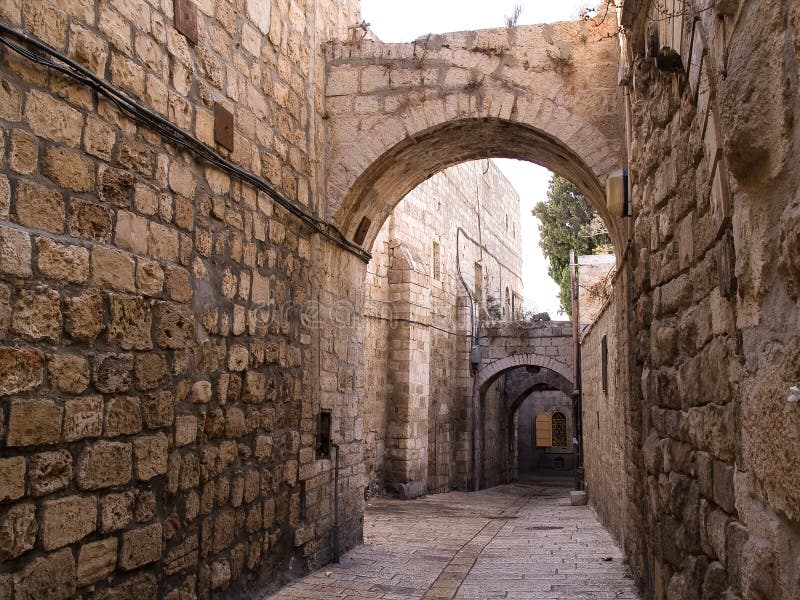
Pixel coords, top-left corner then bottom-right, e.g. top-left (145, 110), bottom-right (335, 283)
top-left (331, 118), bottom-right (624, 254)
top-left (507, 369), bottom-right (574, 414)
top-left (477, 353), bottom-right (573, 396)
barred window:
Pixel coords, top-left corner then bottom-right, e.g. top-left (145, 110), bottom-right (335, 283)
top-left (552, 412), bottom-right (568, 448)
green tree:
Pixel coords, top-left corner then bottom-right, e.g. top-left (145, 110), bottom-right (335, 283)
top-left (532, 174), bottom-right (611, 316)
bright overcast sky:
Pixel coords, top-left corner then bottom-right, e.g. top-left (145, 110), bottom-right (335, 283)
top-left (360, 1), bottom-right (599, 317)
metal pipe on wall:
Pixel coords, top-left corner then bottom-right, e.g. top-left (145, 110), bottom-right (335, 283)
top-left (569, 250), bottom-right (585, 491)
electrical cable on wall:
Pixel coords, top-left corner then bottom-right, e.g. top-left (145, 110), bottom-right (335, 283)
top-left (0, 22), bottom-right (372, 263)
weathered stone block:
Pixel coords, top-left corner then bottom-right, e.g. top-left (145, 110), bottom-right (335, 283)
top-left (0, 223), bottom-right (32, 277)
top-left (134, 434), bottom-right (169, 480)
top-left (142, 390), bottom-right (173, 427)
top-left (77, 441), bottom-right (132, 490)
top-left (9, 128), bottom-right (38, 174)
top-left (94, 353), bottom-right (134, 393)
top-left (120, 523), bottom-right (162, 570)
top-left (165, 265), bottom-right (192, 302)
top-left (105, 396), bottom-right (142, 437)
top-left (0, 502), bottom-right (37, 561)
top-left (99, 166), bottom-right (134, 207)
top-left (175, 415), bottom-right (197, 446)
top-left (48, 353), bottom-right (89, 394)
top-left (163, 533), bottom-right (198, 575)
top-left (0, 346), bottom-right (43, 396)
top-left (0, 175), bottom-right (9, 220)
top-left (12, 287), bottom-right (61, 343)
top-left (108, 294), bottom-right (153, 350)
top-left (0, 457), bottom-right (26, 502)
top-left (76, 537), bottom-right (117, 587)
top-left (99, 492), bottom-right (133, 533)
top-left (136, 258), bottom-right (164, 296)
top-left (67, 198), bottom-right (112, 242)
top-left (115, 210), bottom-right (149, 255)
top-left (35, 237), bottom-right (90, 284)
top-left (14, 180), bottom-right (64, 234)
top-left (133, 489), bottom-right (155, 522)
top-left (155, 302), bottom-right (194, 349)
top-left (242, 370), bottom-right (266, 404)
top-left (25, 89), bottom-right (83, 146)
top-left (64, 291), bottom-right (104, 342)
top-left (29, 450), bottom-right (72, 497)
top-left (191, 380), bottom-right (212, 404)
top-left (213, 509), bottom-right (235, 553)
top-left (42, 146), bottom-right (95, 192)
top-left (712, 460), bottom-right (735, 513)
top-left (64, 396), bottom-right (103, 441)
top-left (12, 547), bottom-right (75, 600)
top-left (41, 495), bottom-right (97, 550)
top-left (92, 247), bottom-right (136, 293)
top-left (7, 399), bottom-right (62, 447)
top-left (94, 573), bottom-right (157, 600)
top-left (225, 406), bottom-right (246, 438)
top-left (148, 222), bottom-right (180, 261)
top-left (211, 558), bottom-right (231, 590)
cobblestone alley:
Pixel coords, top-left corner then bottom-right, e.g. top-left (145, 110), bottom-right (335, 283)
top-left (267, 479), bottom-right (641, 600)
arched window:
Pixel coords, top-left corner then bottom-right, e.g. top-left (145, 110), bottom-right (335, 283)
top-left (535, 413), bottom-right (552, 447)
top-left (552, 412), bottom-right (568, 448)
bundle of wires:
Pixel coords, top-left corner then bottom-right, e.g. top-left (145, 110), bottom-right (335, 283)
top-left (0, 22), bottom-right (371, 263)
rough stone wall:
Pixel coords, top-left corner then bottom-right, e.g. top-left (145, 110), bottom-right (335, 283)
top-left (584, 1), bottom-right (800, 598)
top-left (581, 293), bottom-right (628, 547)
top-left (577, 254), bottom-right (616, 325)
top-left (0, 0), bottom-right (363, 598)
top-left (362, 159), bottom-right (523, 496)
top-left (516, 390), bottom-right (574, 474)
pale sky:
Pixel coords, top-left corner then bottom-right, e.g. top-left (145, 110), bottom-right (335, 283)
top-left (360, 1), bottom-right (598, 317)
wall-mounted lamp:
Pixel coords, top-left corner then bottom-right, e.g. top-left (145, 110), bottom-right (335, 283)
top-left (606, 169), bottom-right (629, 218)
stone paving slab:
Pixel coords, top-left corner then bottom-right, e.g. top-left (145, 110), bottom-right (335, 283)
top-left (266, 482), bottom-right (641, 600)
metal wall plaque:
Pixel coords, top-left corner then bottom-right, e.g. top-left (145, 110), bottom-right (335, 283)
top-left (214, 103), bottom-right (234, 152)
top-left (174, 0), bottom-right (198, 44)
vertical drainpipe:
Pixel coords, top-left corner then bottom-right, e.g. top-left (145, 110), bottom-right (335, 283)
top-left (570, 250), bottom-right (585, 491)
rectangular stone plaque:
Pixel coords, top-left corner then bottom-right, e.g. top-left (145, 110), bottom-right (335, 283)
top-left (214, 103), bottom-right (234, 152)
top-left (174, 0), bottom-right (198, 44)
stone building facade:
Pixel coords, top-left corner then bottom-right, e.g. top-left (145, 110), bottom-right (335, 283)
top-left (0, 1), bottom-right (364, 598)
top-left (362, 159), bottom-right (523, 498)
top-left (3, 1), bottom-right (800, 599)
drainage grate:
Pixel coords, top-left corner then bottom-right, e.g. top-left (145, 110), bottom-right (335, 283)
top-left (526, 525), bottom-right (564, 531)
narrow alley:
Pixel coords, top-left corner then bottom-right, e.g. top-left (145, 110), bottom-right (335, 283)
top-left (268, 479), bottom-right (640, 600)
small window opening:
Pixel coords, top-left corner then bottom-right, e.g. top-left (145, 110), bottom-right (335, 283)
top-left (316, 410), bottom-right (332, 458)
top-left (552, 412), bottom-right (568, 448)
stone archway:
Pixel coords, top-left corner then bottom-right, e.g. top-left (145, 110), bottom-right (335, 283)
top-left (323, 17), bottom-right (626, 253)
top-left (477, 352), bottom-right (573, 395)
top-left (503, 369), bottom-right (576, 480)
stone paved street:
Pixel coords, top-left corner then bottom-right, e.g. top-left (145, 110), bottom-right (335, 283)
top-left (267, 479), bottom-right (641, 600)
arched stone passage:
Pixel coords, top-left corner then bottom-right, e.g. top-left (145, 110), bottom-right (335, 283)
top-left (477, 353), bottom-right (573, 395)
top-left (324, 18), bottom-right (626, 252)
top-left (507, 369), bottom-right (575, 413)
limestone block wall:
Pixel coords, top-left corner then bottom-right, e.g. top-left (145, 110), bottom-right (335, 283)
top-left (581, 293), bottom-right (627, 548)
top-left (590, 1), bottom-right (800, 597)
top-left (362, 159), bottom-right (523, 496)
top-left (0, 0), bottom-right (363, 598)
